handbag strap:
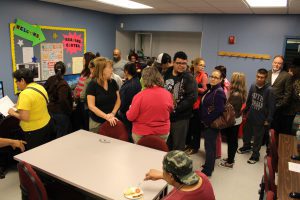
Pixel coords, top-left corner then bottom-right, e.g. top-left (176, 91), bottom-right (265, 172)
top-left (26, 87), bottom-right (49, 104)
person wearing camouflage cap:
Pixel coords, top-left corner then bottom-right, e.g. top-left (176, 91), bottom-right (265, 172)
top-left (144, 150), bottom-right (215, 200)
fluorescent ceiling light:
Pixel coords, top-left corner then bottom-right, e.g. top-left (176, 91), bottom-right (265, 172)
top-left (246, 0), bottom-right (287, 7)
top-left (96, 0), bottom-right (153, 9)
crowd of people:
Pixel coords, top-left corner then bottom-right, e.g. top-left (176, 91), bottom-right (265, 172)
top-left (1, 47), bottom-right (300, 199)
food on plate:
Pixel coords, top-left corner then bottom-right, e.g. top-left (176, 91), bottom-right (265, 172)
top-left (124, 187), bottom-right (143, 199)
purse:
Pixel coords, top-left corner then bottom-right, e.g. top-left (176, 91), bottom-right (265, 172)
top-left (209, 89), bottom-right (236, 129)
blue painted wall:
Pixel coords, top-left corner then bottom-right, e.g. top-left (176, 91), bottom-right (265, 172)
top-left (1, 0), bottom-right (300, 100)
top-left (116, 14), bottom-right (300, 87)
top-left (0, 0), bottom-right (116, 101)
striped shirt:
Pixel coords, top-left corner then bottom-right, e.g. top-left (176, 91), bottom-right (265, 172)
top-left (75, 75), bottom-right (87, 98)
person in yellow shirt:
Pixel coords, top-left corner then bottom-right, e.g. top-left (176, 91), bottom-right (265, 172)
top-left (8, 68), bottom-right (55, 150)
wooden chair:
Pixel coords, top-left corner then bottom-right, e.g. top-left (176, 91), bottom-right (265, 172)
top-left (98, 120), bottom-right (129, 141)
top-left (17, 161), bottom-right (48, 200)
top-left (137, 135), bottom-right (169, 152)
top-left (266, 191), bottom-right (275, 200)
top-left (264, 156), bottom-right (276, 196)
top-left (269, 129), bottom-right (278, 172)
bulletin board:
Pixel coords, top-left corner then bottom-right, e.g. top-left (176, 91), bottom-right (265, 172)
top-left (10, 21), bottom-right (86, 93)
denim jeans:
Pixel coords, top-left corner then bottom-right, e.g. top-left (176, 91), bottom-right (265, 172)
top-left (202, 127), bottom-right (219, 175)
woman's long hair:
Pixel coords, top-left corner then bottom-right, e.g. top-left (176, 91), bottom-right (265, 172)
top-left (229, 72), bottom-right (247, 102)
top-left (81, 52), bottom-right (96, 77)
top-left (91, 57), bottom-right (113, 87)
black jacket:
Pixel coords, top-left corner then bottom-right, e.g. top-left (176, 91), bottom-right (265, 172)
top-left (267, 70), bottom-right (292, 110)
top-left (44, 75), bottom-right (73, 115)
top-left (164, 67), bottom-right (197, 122)
top-left (119, 76), bottom-right (141, 114)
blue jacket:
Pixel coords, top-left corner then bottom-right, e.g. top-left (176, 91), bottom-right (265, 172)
top-left (200, 84), bottom-right (226, 126)
top-left (244, 83), bottom-right (275, 125)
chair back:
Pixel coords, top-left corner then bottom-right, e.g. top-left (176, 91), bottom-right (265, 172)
top-left (266, 191), bottom-right (275, 200)
top-left (269, 129), bottom-right (278, 172)
top-left (264, 156), bottom-right (276, 195)
top-left (98, 120), bottom-right (129, 141)
top-left (137, 135), bottom-right (169, 152)
top-left (17, 161), bottom-right (48, 200)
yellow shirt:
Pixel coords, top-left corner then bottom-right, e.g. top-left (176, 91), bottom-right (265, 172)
top-left (17, 83), bottom-right (50, 131)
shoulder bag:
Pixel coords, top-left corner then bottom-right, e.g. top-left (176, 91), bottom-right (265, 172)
top-left (210, 89), bottom-right (236, 129)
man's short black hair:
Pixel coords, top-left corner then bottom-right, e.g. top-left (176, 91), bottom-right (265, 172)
top-left (13, 68), bottom-right (34, 84)
top-left (124, 62), bottom-right (137, 77)
top-left (173, 51), bottom-right (187, 61)
top-left (257, 68), bottom-right (268, 76)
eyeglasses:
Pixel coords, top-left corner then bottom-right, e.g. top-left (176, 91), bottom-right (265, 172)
top-left (273, 62), bottom-right (283, 65)
top-left (209, 76), bottom-right (220, 80)
top-left (175, 62), bottom-right (187, 65)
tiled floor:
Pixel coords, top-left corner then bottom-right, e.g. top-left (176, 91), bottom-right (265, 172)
top-left (0, 139), bottom-right (265, 200)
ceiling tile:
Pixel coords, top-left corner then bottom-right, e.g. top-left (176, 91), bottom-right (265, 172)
top-left (40, 0), bottom-right (300, 14)
top-left (252, 8), bottom-right (288, 14)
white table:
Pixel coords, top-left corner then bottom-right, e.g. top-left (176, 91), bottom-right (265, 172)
top-left (14, 130), bottom-right (167, 200)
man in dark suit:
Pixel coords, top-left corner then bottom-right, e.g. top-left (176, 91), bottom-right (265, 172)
top-left (267, 55), bottom-right (292, 134)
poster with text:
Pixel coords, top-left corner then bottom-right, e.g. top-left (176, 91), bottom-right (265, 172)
top-left (40, 43), bottom-right (63, 80)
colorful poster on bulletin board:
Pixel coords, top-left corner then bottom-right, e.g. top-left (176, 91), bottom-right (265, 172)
top-left (40, 43), bottom-right (64, 80)
top-left (10, 20), bottom-right (86, 93)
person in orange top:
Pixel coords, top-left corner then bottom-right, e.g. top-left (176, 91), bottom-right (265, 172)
top-left (185, 58), bottom-right (208, 155)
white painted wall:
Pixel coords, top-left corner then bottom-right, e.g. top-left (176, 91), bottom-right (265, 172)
top-left (116, 31), bottom-right (202, 62)
top-left (115, 30), bottom-right (135, 60)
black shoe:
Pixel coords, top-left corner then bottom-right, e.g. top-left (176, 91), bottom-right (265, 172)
top-left (0, 167), bottom-right (6, 179)
top-left (237, 146), bottom-right (252, 154)
top-left (221, 158), bottom-right (235, 164)
top-left (247, 156), bottom-right (259, 164)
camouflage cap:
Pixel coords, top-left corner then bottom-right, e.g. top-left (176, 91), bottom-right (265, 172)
top-left (163, 150), bottom-right (199, 185)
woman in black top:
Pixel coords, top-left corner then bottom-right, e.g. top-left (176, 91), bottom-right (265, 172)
top-left (44, 61), bottom-right (73, 138)
top-left (86, 57), bottom-right (121, 133)
top-left (119, 62), bottom-right (141, 138)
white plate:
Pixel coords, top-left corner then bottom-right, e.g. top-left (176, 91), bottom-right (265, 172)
top-left (123, 187), bottom-right (143, 199)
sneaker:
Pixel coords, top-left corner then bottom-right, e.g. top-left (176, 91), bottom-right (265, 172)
top-left (247, 156), bottom-right (259, 164)
top-left (237, 146), bottom-right (252, 154)
top-left (219, 162), bottom-right (234, 169)
top-left (184, 146), bottom-right (191, 153)
top-left (0, 167), bottom-right (6, 179)
top-left (186, 149), bottom-right (198, 155)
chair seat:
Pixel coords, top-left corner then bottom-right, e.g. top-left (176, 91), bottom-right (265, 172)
top-left (98, 120), bottom-right (129, 141)
top-left (137, 135), bottom-right (169, 152)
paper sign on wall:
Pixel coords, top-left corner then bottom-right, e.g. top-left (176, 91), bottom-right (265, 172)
top-left (62, 32), bottom-right (83, 54)
top-left (22, 47), bottom-right (34, 63)
top-left (72, 57), bottom-right (83, 74)
top-left (41, 43), bottom-right (63, 80)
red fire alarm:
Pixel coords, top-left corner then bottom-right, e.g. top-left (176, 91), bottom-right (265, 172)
top-left (228, 35), bottom-right (235, 44)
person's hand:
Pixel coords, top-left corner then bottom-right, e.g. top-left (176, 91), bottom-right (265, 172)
top-left (264, 121), bottom-right (269, 126)
top-left (11, 140), bottom-right (27, 152)
top-left (8, 108), bottom-right (16, 116)
top-left (144, 169), bottom-right (163, 181)
top-left (106, 113), bottom-right (115, 119)
top-left (107, 117), bottom-right (118, 126)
